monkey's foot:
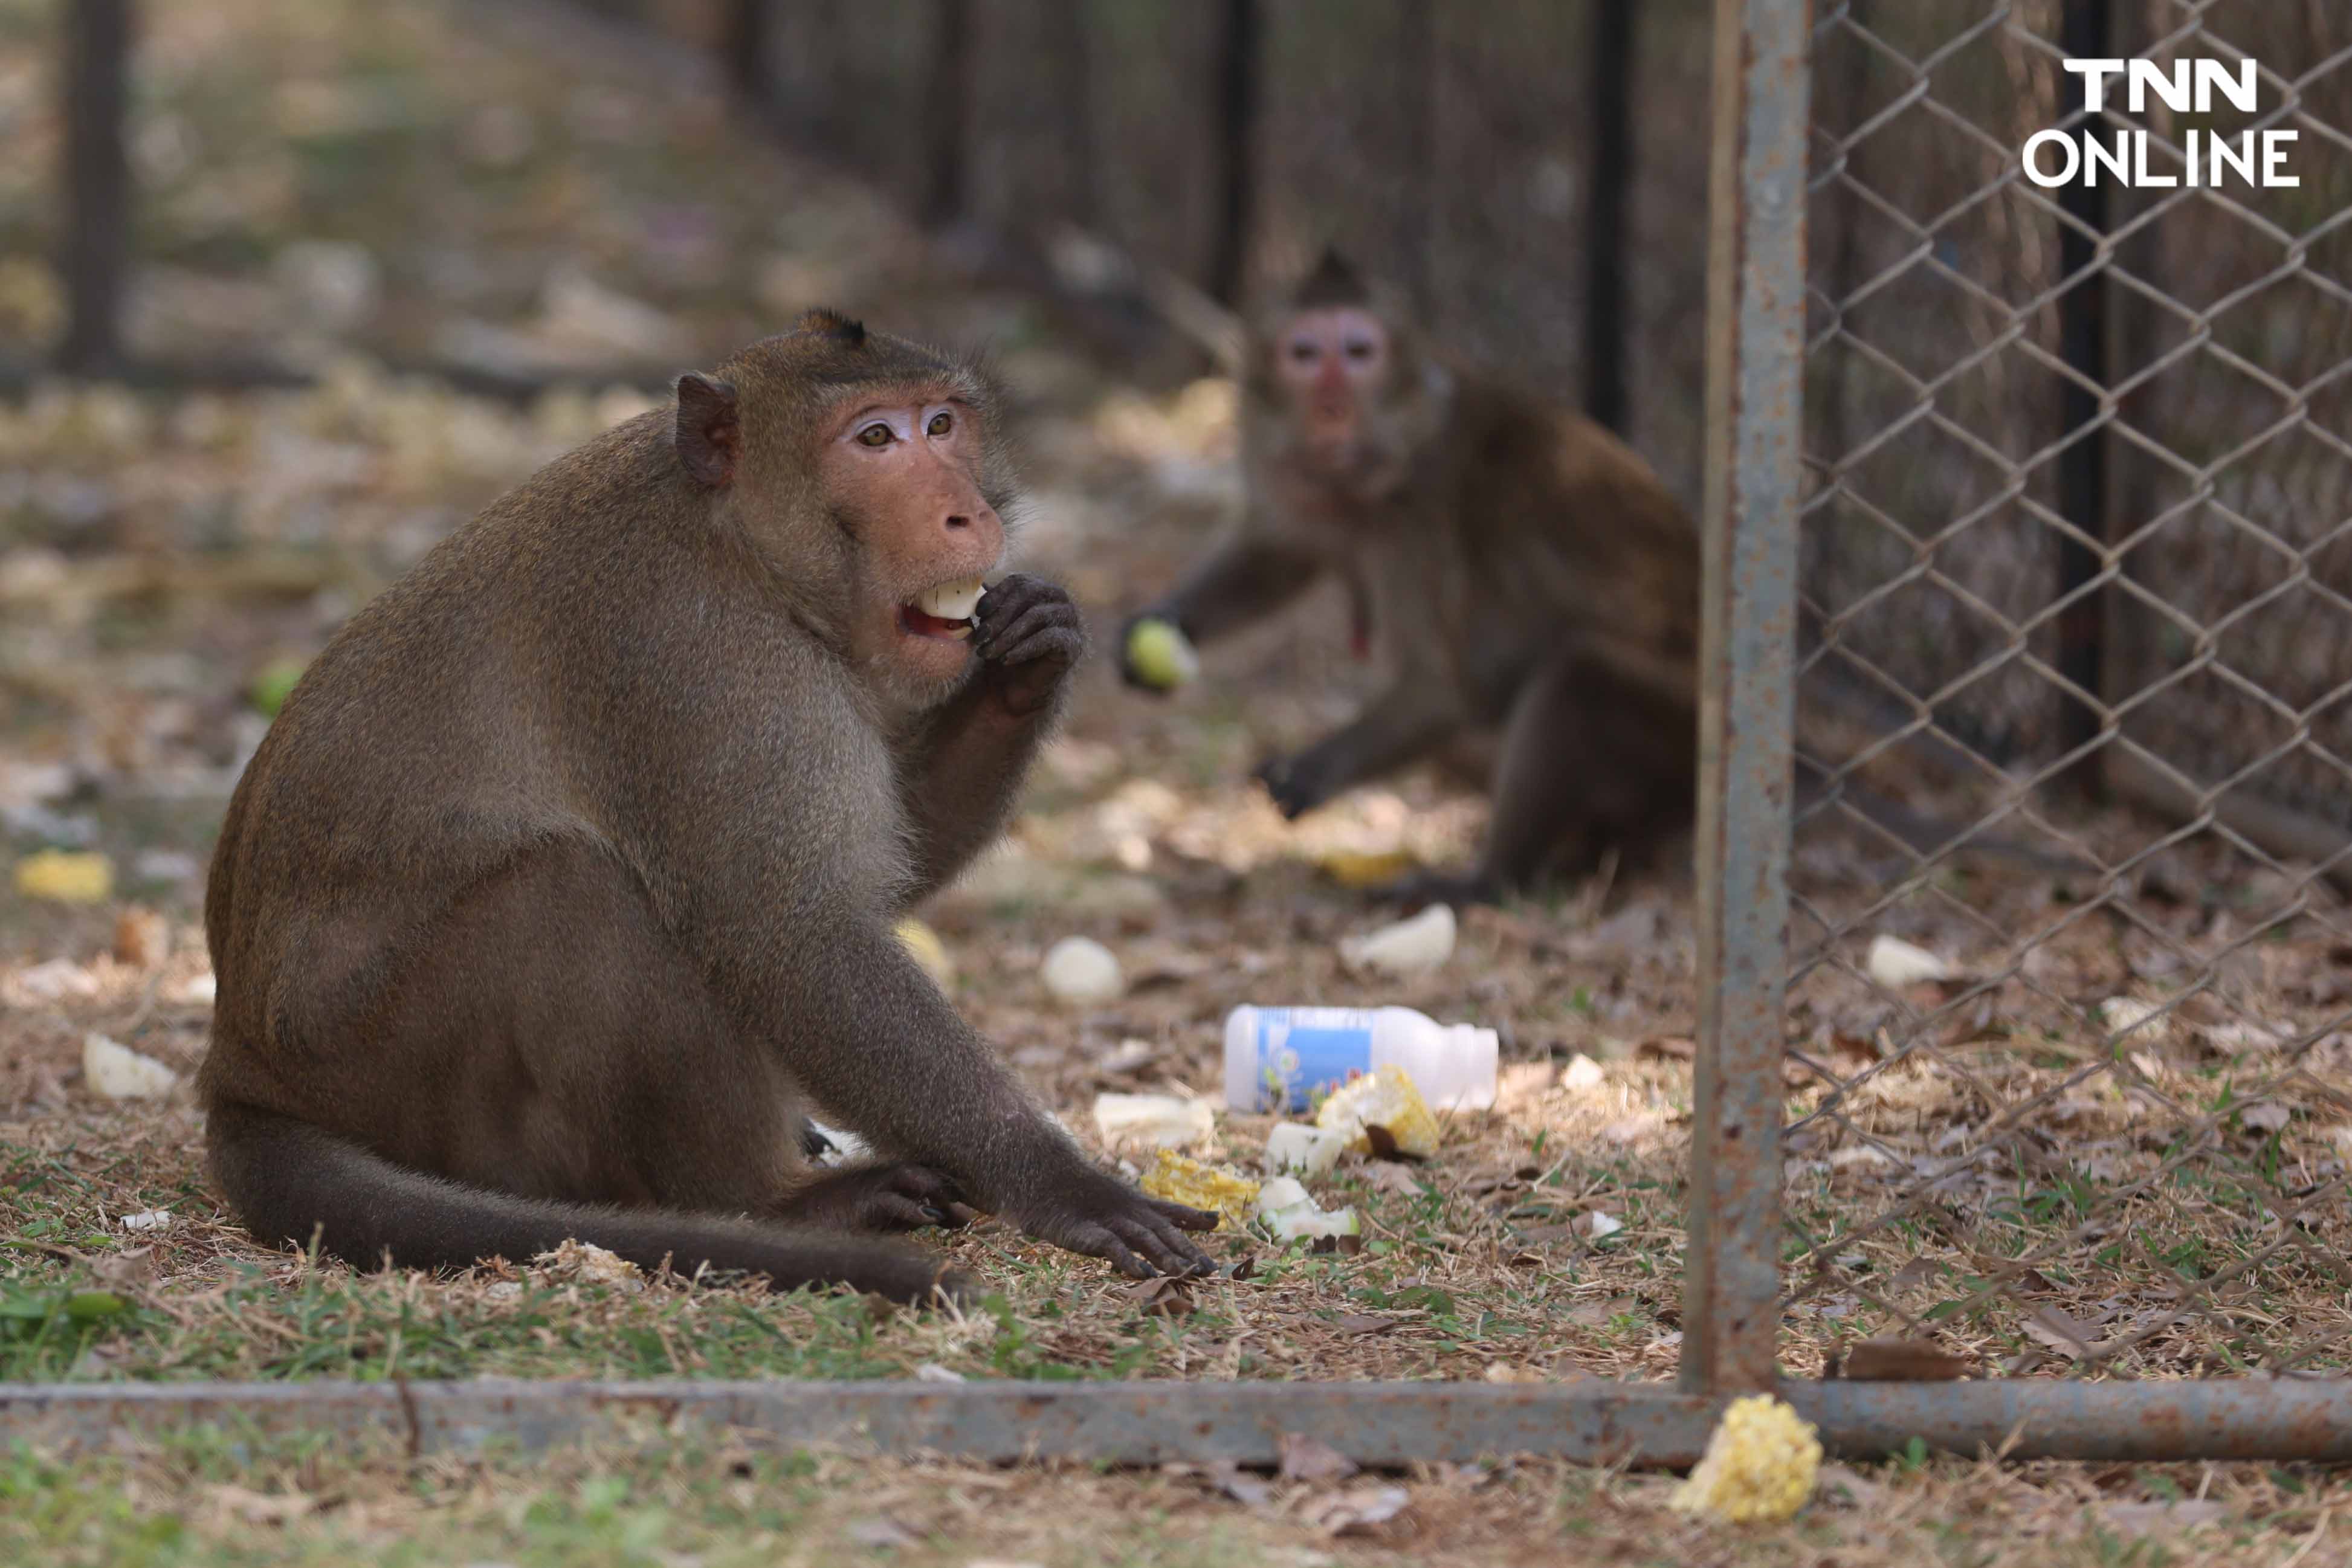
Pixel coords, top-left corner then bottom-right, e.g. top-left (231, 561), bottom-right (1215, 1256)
top-left (778, 1163), bottom-right (977, 1233)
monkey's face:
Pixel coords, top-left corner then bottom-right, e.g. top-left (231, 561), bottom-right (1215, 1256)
top-left (1272, 306), bottom-right (1392, 474)
top-left (819, 392), bottom-right (1006, 697)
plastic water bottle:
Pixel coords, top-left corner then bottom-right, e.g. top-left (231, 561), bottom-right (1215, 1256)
top-left (1223, 1004), bottom-right (1499, 1115)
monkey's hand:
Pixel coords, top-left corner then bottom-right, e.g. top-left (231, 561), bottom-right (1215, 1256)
top-left (1004, 1164), bottom-right (1220, 1279)
top-left (1254, 753), bottom-right (1333, 820)
top-left (973, 573), bottom-right (1084, 719)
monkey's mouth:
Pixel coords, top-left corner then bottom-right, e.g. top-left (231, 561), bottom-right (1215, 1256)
top-left (899, 578), bottom-right (985, 642)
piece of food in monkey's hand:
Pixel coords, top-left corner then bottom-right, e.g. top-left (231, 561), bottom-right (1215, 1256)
top-left (1140, 1150), bottom-right (1261, 1228)
top-left (905, 577), bottom-right (985, 638)
top-left (1122, 616), bottom-right (1200, 691)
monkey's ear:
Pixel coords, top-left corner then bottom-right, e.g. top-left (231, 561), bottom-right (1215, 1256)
top-left (1294, 247), bottom-right (1370, 308)
top-left (674, 373), bottom-right (739, 488)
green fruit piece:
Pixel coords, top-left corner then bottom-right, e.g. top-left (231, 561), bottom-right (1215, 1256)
top-left (63, 1291), bottom-right (127, 1323)
top-left (250, 657), bottom-right (308, 718)
top-left (1125, 618), bottom-right (1199, 691)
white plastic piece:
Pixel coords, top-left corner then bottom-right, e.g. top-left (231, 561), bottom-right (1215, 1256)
top-left (1091, 1092), bottom-right (1213, 1151)
top-left (1562, 1053), bottom-right (1606, 1092)
top-left (120, 1210), bottom-right (172, 1232)
top-left (1579, 1210), bottom-right (1625, 1241)
top-left (1041, 936), bottom-right (1124, 1005)
top-left (1338, 903), bottom-right (1456, 977)
top-left (83, 1033), bottom-right (179, 1100)
top-left (1224, 1004), bottom-right (1498, 1115)
top-left (1866, 934), bottom-right (1951, 989)
top-left (1262, 1121), bottom-right (1348, 1176)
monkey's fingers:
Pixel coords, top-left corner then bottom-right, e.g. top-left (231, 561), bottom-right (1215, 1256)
top-left (1146, 1198), bottom-right (1222, 1232)
top-left (1111, 1213), bottom-right (1216, 1277)
top-left (1068, 1224), bottom-right (1155, 1279)
top-left (976, 602), bottom-right (1082, 662)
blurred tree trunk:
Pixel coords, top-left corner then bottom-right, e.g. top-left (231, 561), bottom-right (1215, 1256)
top-left (60, 0), bottom-right (132, 376)
top-left (1206, 0), bottom-right (1260, 305)
top-left (1052, 0), bottom-right (1096, 228)
top-left (724, 0), bottom-right (770, 105)
top-left (1583, 0), bottom-right (1633, 433)
top-left (921, 0), bottom-right (972, 229)
top-left (1395, 0), bottom-right (1436, 314)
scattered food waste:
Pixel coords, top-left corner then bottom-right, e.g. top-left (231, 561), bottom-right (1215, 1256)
top-left (1253, 1175), bottom-right (1361, 1243)
top-left (15, 849), bottom-right (113, 904)
top-left (1262, 1121), bottom-right (1349, 1176)
top-left (1316, 1063), bottom-right (1441, 1158)
top-left (1670, 1394), bottom-right (1823, 1523)
top-left (1140, 1150), bottom-right (1260, 1227)
top-left (82, 1033), bottom-right (179, 1100)
top-left (1337, 903), bottom-right (1456, 977)
top-left (1041, 935), bottom-right (1124, 1004)
top-left (894, 915), bottom-right (955, 987)
top-left (1865, 934), bottom-right (1950, 989)
top-left (248, 656), bottom-right (308, 718)
top-left (1316, 847), bottom-right (1417, 889)
top-left (1093, 1092), bottom-right (1215, 1151)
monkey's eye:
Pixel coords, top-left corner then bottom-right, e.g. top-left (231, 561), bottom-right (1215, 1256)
top-left (1288, 340), bottom-right (1319, 364)
top-left (926, 410), bottom-right (953, 438)
top-left (856, 422), bottom-right (893, 448)
top-left (1343, 337), bottom-right (1377, 362)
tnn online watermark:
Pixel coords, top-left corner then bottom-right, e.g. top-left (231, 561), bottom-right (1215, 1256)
top-left (2023, 58), bottom-right (2300, 190)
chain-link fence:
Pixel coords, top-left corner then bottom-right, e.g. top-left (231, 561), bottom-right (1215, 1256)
top-left (1785, 0), bottom-right (2352, 1403)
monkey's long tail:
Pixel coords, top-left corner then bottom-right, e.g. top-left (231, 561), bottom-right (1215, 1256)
top-left (204, 1102), bottom-right (966, 1305)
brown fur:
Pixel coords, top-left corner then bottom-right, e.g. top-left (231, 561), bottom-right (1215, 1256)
top-left (201, 317), bottom-right (1216, 1303)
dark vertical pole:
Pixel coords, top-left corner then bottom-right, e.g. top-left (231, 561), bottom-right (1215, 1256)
top-left (1585, 0), bottom-right (1635, 434)
top-left (920, 0), bottom-right (972, 230)
top-left (1684, 0), bottom-right (1808, 1402)
top-left (1053, 0), bottom-right (1097, 227)
top-left (2055, 0), bottom-right (2112, 784)
top-left (1206, 0), bottom-right (1261, 306)
top-left (59, 0), bottom-right (132, 376)
top-left (725, 0), bottom-right (770, 106)
top-left (1396, 0), bottom-right (1436, 313)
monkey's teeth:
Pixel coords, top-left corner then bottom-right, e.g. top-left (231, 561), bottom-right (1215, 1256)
top-left (916, 579), bottom-right (986, 622)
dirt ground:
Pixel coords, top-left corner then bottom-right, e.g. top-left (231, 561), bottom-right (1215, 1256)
top-left (7, 1), bottom-right (2352, 1563)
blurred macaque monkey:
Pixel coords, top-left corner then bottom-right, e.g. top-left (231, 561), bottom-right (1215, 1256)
top-left (1123, 251), bottom-right (1702, 902)
top-left (201, 312), bottom-right (1217, 1303)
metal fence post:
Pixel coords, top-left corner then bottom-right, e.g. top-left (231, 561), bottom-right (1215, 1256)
top-left (1681, 0), bottom-right (1809, 1400)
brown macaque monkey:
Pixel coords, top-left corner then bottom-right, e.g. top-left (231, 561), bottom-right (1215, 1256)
top-left (199, 311), bottom-right (1218, 1305)
top-left (1122, 251), bottom-right (1704, 902)
top-left (1125, 255), bottom-right (2082, 899)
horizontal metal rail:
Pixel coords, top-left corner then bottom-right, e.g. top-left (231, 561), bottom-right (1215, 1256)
top-left (8, 1376), bottom-right (2352, 1466)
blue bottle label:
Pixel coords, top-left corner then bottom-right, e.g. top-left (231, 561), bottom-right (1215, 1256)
top-left (1252, 1008), bottom-right (1376, 1112)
